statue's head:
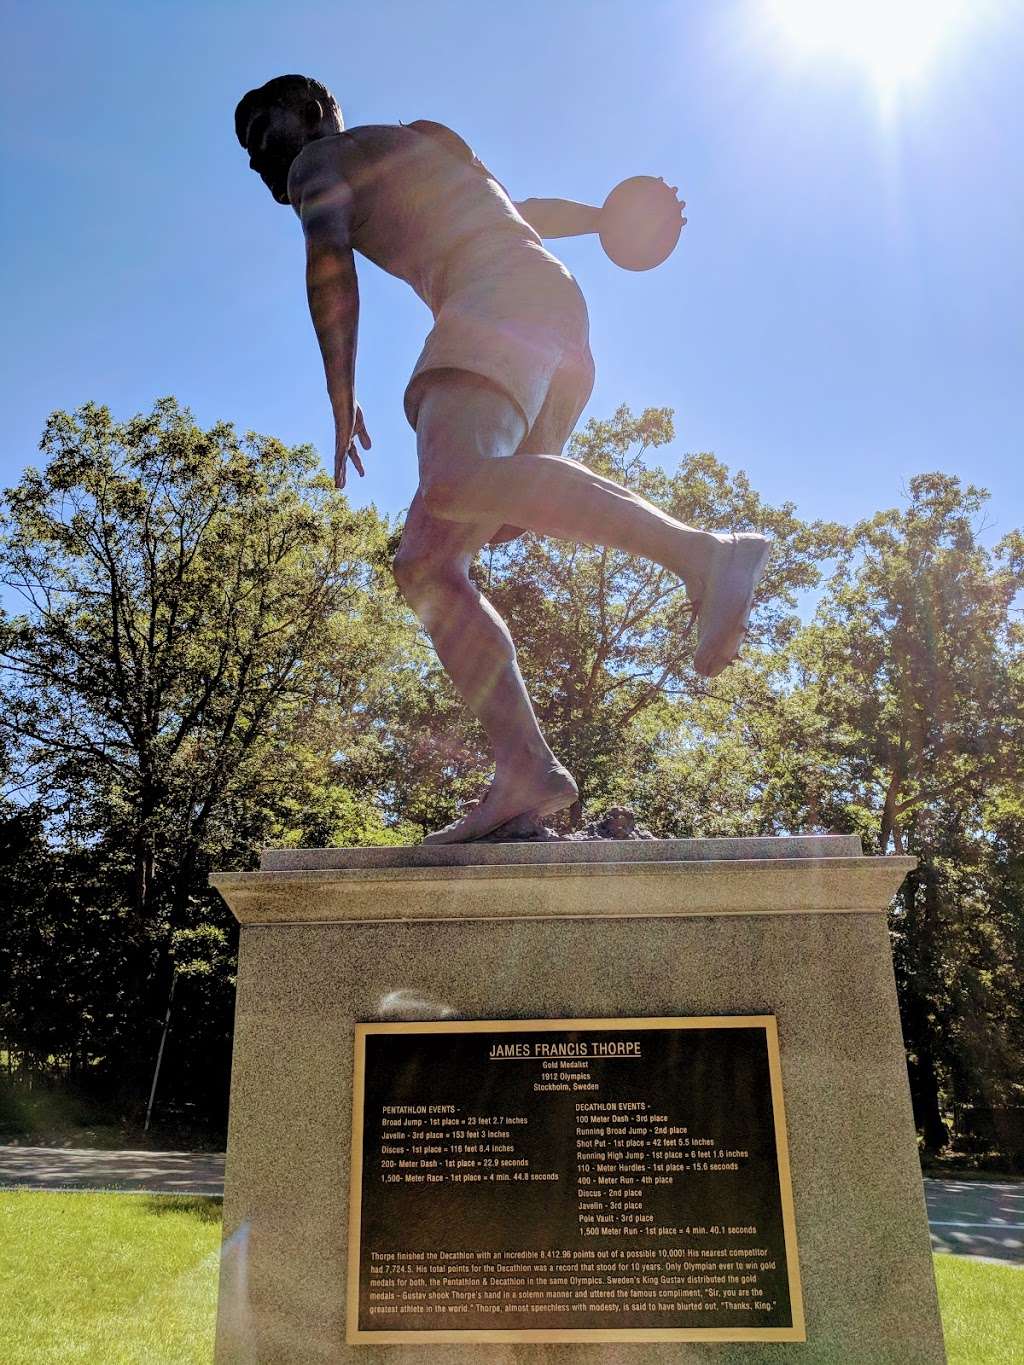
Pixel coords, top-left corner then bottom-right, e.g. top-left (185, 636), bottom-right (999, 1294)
top-left (234, 74), bottom-right (343, 204)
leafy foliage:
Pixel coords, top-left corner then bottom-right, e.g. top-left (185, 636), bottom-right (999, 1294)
top-left (0, 399), bottom-right (413, 1120)
top-left (0, 400), bottom-right (1020, 1153)
top-left (788, 475), bottom-right (1024, 1146)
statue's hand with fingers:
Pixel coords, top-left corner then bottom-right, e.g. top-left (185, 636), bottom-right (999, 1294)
top-left (334, 403), bottom-right (372, 489)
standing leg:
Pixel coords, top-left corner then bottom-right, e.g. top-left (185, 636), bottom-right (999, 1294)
top-left (393, 492), bottom-right (577, 841)
top-left (394, 387), bottom-right (578, 843)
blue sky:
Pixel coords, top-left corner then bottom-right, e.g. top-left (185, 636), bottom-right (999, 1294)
top-left (3, 0), bottom-right (1022, 549)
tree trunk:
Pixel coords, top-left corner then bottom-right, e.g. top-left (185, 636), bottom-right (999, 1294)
top-left (144, 970), bottom-right (177, 1133)
top-left (909, 1032), bottom-right (948, 1152)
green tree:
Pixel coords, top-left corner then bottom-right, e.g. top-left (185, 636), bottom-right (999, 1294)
top-left (791, 474), bottom-right (1024, 1148)
top-left (0, 398), bottom-right (412, 1118)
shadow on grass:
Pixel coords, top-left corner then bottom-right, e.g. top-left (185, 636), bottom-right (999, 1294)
top-left (139, 1194), bottom-right (224, 1224)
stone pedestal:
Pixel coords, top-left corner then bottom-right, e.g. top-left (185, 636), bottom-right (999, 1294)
top-left (211, 836), bottom-right (946, 1364)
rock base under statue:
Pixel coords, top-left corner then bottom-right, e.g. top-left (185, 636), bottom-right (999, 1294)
top-left (476, 805), bottom-right (657, 841)
top-left (211, 836), bottom-right (945, 1363)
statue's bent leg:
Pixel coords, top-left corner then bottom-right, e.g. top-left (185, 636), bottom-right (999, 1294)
top-left (415, 374), bottom-right (718, 593)
top-left (414, 371), bottom-right (770, 680)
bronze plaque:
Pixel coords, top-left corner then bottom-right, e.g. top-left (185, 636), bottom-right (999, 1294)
top-left (348, 1016), bottom-right (804, 1343)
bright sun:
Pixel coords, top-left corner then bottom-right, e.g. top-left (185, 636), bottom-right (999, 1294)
top-left (765, 0), bottom-right (972, 93)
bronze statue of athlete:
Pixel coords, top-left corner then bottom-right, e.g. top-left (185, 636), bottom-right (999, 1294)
top-left (235, 75), bottom-right (770, 844)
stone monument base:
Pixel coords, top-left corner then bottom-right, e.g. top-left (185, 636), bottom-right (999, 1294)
top-left (211, 836), bottom-right (945, 1363)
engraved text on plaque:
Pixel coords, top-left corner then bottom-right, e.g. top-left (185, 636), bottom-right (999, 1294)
top-left (348, 1016), bottom-right (804, 1343)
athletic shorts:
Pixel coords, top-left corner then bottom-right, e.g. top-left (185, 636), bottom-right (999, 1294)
top-left (404, 235), bottom-right (595, 544)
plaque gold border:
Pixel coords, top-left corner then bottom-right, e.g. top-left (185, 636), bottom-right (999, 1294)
top-left (347, 1015), bottom-right (805, 1344)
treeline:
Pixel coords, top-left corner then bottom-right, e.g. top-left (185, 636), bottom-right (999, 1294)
top-left (0, 398), bottom-right (1021, 1156)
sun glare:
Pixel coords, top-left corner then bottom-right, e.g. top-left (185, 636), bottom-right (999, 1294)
top-left (765, 0), bottom-right (972, 94)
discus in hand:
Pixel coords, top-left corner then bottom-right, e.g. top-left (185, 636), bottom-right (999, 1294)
top-left (600, 175), bottom-right (686, 272)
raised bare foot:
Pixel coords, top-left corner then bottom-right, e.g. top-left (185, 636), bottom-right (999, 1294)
top-left (691, 533), bottom-right (771, 678)
top-left (422, 764), bottom-right (578, 845)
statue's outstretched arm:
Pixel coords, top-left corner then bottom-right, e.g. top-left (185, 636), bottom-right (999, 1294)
top-left (290, 149), bottom-right (368, 488)
top-left (514, 197), bottom-right (601, 239)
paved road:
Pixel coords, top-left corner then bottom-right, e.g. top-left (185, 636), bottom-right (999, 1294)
top-left (1, 1149), bottom-right (1021, 1264)
top-left (925, 1177), bottom-right (1024, 1264)
top-left (0, 1146), bottom-right (225, 1197)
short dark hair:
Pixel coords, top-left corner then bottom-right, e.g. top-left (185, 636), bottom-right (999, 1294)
top-left (234, 74), bottom-right (342, 146)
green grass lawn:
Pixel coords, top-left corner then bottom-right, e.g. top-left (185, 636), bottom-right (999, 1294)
top-left (934, 1253), bottom-right (1024, 1364)
top-left (0, 1191), bottom-right (220, 1365)
top-left (1, 1191), bottom-right (1021, 1363)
